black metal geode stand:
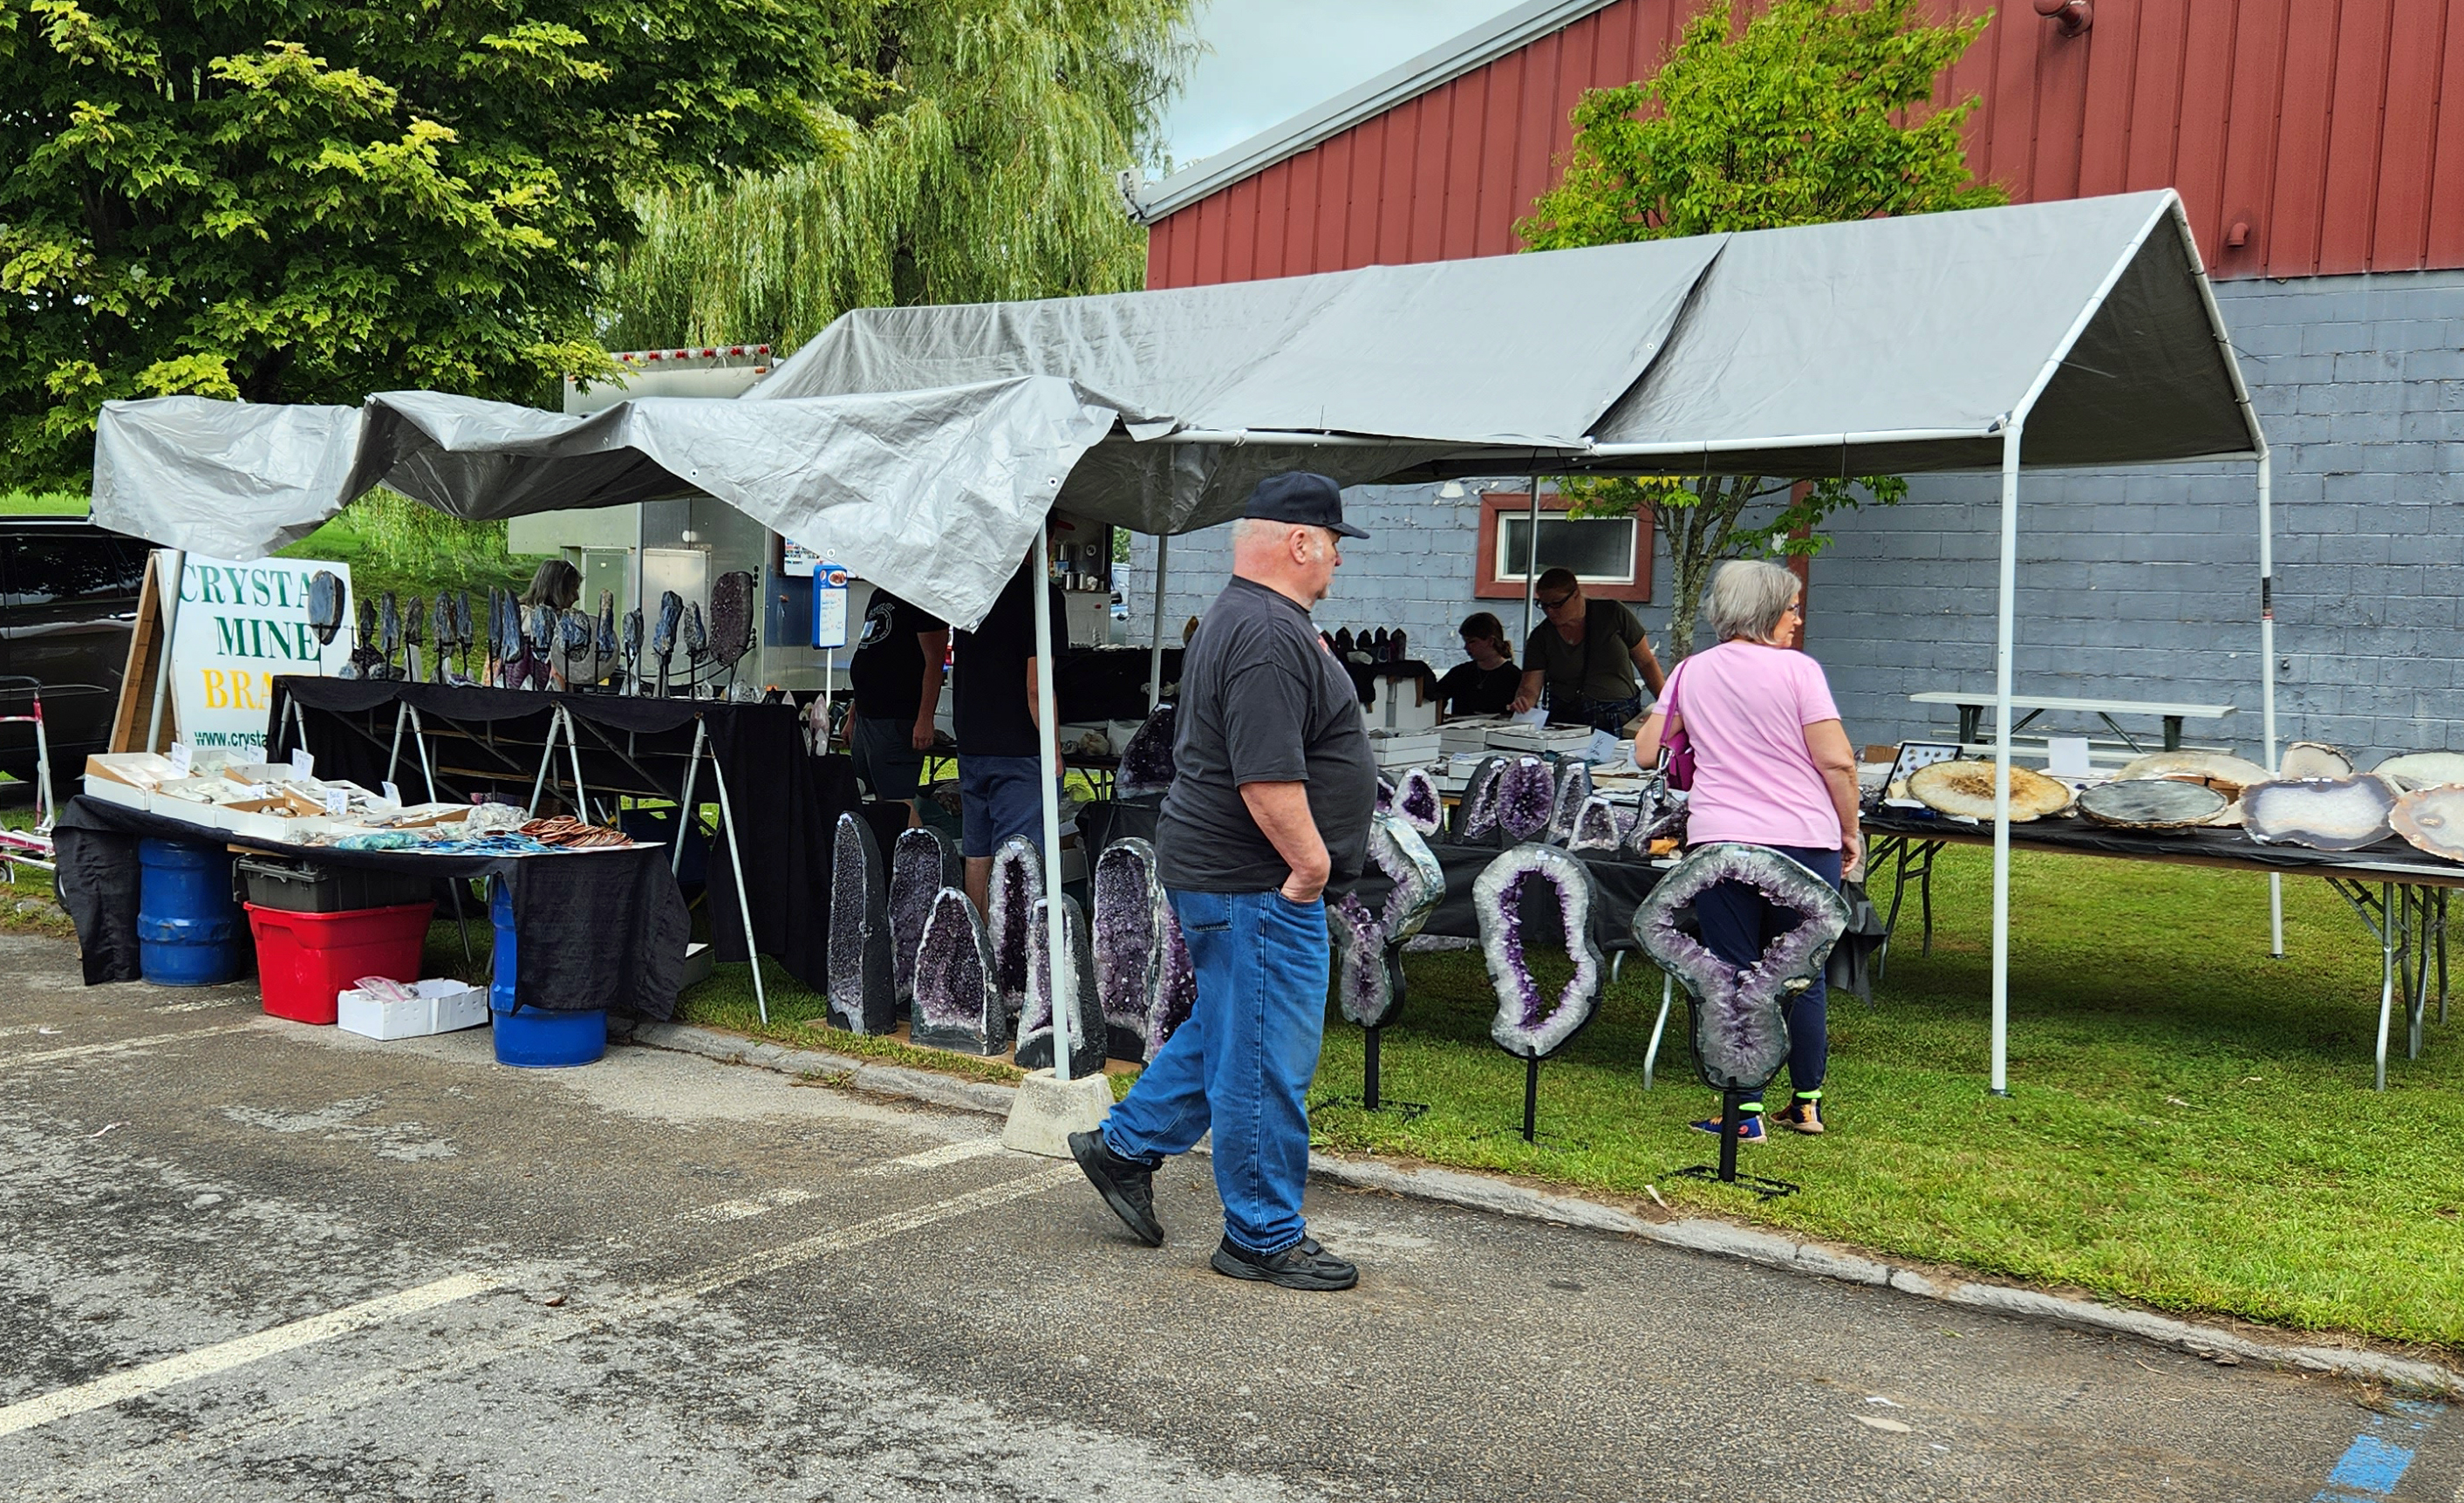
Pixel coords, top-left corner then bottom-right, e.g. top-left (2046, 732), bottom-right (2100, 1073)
top-left (1667, 1087), bottom-right (1799, 1200)
top-left (1521, 1054), bottom-right (1542, 1143)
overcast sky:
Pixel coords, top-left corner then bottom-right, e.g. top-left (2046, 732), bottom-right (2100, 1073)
top-left (1159, 0), bottom-right (1523, 170)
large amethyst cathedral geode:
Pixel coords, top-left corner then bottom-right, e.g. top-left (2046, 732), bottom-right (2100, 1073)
top-left (1014, 895), bottom-right (1108, 1077)
top-left (1633, 843), bottom-right (1849, 1093)
top-left (889, 826), bottom-right (961, 1002)
top-left (1116, 704), bottom-right (1179, 797)
top-left (1393, 766), bottom-right (1444, 838)
top-left (986, 836), bottom-right (1042, 1021)
top-left (1496, 755), bottom-right (1556, 844)
top-left (1473, 844), bottom-right (1606, 1060)
top-left (1091, 838), bottom-right (1170, 1061)
top-left (826, 812), bottom-right (896, 1035)
top-left (910, 888), bottom-right (1006, 1055)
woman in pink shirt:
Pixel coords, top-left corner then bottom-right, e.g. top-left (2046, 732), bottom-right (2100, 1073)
top-left (1633, 560), bottom-right (1863, 1140)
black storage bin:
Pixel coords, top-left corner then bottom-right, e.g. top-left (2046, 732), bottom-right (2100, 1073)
top-left (234, 854), bottom-right (435, 913)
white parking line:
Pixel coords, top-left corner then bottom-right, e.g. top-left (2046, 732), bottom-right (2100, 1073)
top-left (679, 1166), bottom-right (1079, 1296)
top-left (0, 1025), bottom-right (256, 1070)
top-left (860, 1137), bottom-right (1013, 1175)
top-left (685, 1188), bottom-right (817, 1222)
top-left (0, 1274), bottom-right (497, 1438)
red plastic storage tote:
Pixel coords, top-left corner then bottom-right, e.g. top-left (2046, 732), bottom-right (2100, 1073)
top-left (245, 902), bottom-right (434, 1025)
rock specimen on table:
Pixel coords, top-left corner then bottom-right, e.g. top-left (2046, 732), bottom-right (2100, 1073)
top-left (2242, 776), bottom-right (2398, 851)
top-left (2114, 749), bottom-right (2273, 797)
top-left (1150, 911), bottom-right (1198, 1058)
top-left (1116, 704), bottom-right (1178, 797)
top-left (889, 826), bottom-right (962, 1003)
top-left (826, 812), bottom-right (896, 1035)
top-left (1634, 843), bottom-right (1849, 1094)
top-left (2077, 778), bottom-right (2228, 830)
top-left (2278, 741), bottom-right (2354, 780)
top-left (1014, 895), bottom-right (1106, 1076)
top-left (1496, 755), bottom-right (1557, 844)
top-left (2392, 786), bottom-right (2464, 863)
top-left (1393, 766), bottom-right (1444, 838)
top-left (2374, 752), bottom-right (2464, 791)
top-left (1908, 760), bottom-right (2073, 821)
top-left (1548, 759), bottom-right (1594, 843)
top-left (1375, 775), bottom-right (1396, 816)
top-left (1328, 892), bottom-right (1403, 1029)
top-left (986, 835), bottom-right (1042, 1021)
top-left (1474, 843), bottom-right (1607, 1061)
top-left (307, 570), bottom-right (346, 646)
top-left (620, 608), bottom-right (644, 693)
top-left (595, 591), bottom-right (618, 663)
top-left (1567, 794), bottom-right (1631, 854)
top-left (710, 570), bottom-right (755, 676)
top-left (910, 887), bottom-right (1006, 1054)
top-left (1092, 837), bottom-right (1169, 1060)
top-left (427, 595), bottom-right (454, 682)
top-left (453, 591), bottom-right (474, 671)
top-left (1453, 755), bottom-right (1508, 844)
top-left (379, 591), bottom-right (404, 678)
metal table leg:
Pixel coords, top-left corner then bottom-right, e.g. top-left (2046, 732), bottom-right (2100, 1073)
top-left (1643, 974), bottom-right (1672, 1091)
top-left (2325, 877), bottom-right (2399, 1090)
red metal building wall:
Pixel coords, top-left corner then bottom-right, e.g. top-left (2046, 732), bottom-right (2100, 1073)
top-left (1147, 0), bottom-right (2464, 288)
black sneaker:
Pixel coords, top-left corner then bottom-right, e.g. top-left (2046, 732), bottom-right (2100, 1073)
top-left (1068, 1130), bottom-right (1164, 1247)
top-left (1209, 1234), bottom-right (1359, 1291)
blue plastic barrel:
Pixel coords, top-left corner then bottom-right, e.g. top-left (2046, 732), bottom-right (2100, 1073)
top-left (488, 877), bottom-right (605, 1068)
top-left (136, 838), bottom-right (244, 986)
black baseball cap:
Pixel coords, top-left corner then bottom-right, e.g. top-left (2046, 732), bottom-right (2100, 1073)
top-left (1244, 471), bottom-right (1367, 539)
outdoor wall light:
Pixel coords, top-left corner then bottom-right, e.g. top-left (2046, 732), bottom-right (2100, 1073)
top-left (2034, 0), bottom-right (2091, 36)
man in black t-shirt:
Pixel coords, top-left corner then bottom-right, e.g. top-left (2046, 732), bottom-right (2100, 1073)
top-left (952, 557), bottom-right (1068, 908)
top-left (1069, 472), bottom-right (1375, 1295)
top-left (1432, 611), bottom-right (1519, 718)
top-left (847, 587), bottom-right (949, 826)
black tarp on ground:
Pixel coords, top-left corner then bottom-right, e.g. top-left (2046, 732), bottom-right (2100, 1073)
top-left (53, 796), bottom-right (691, 1018)
top-left (264, 678), bottom-right (862, 994)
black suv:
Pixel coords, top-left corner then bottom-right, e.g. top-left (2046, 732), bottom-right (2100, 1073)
top-left (0, 518), bottom-right (150, 785)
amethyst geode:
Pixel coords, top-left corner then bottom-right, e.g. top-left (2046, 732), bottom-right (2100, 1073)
top-left (1547, 760), bottom-right (1594, 843)
top-left (1394, 766), bottom-right (1444, 838)
top-left (826, 812), bottom-right (896, 1035)
top-left (1014, 895), bottom-right (1107, 1077)
top-left (986, 836), bottom-right (1041, 1021)
top-left (1567, 795), bottom-right (1631, 855)
top-left (1152, 911), bottom-right (1197, 1059)
top-left (1091, 837), bottom-right (1170, 1061)
top-left (1116, 704), bottom-right (1178, 797)
top-left (1495, 755), bottom-right (1556, 844)
top-left (1454, 755), bottom-right (1508, 843)
top-left (909, 887), bottom-right (1006, 1055)
top-left (1328, 813), bottom-right (1446, 1029)
top-left (889, 826), bottom-right (961, 1002)
top-left (1375, 775), bottom-right (1396, 816)
top-left (1633, 842), bottom-right (1848, 1093)
top-left (1473, 843), bottom-right (1606, 1061)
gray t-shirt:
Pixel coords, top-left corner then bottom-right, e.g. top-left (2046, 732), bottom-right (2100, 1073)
top-left (1157, 577), bottom-right (1378, 893)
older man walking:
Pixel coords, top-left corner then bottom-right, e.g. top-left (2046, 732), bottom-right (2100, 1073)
top-left (1069, 472), bottom-right (1377, 1291)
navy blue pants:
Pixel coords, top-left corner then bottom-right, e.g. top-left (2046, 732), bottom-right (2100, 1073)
top-left (1689, 844), bottom-right (1842, 1097)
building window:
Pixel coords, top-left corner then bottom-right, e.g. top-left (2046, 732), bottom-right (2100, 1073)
top-left (1473, 492), bottom-right (1651, 601)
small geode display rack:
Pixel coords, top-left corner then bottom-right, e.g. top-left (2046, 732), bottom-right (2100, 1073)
top-left (1632, 842), bottom-right (1849, 1195)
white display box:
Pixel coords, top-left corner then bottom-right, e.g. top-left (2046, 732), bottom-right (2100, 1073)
top-left (1486, 724), bottom-right (1596, 755)
top-left (338, 980), bottom-right (489, 1040)
top-left (81, 771), bottom-right (154, 812)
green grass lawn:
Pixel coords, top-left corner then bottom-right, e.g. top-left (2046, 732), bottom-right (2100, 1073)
top-left (677, 842), bottom-right (2464, 1352)
top-left (0, 490), bottom-right (87, 516)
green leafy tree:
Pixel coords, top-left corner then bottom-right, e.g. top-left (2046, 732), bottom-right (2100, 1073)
top-left (1, 0), bottom-right (874, 488)
top-left (603, 0), bottom-right (1201, 354)
top-left (1516, 0), bottom-right (2003, 657)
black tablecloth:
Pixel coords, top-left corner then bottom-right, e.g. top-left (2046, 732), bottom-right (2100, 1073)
top-left (54, 796), bottom-right (692, 1018)
top-left (266, 678), bottom-right (863, 992)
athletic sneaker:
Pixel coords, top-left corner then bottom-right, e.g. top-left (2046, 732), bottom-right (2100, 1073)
top-left (1210, 1235), bottom-right (1360, 1291)
top-left (1776, 1097), bottom-right (1826, 1135)
top-left (1689, 1114), bottom-right (1765, 1143)
top-left (1068, 1130), bottom-right (1164, 1247)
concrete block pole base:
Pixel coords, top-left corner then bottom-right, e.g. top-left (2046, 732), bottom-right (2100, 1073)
top-left (1001, 1069), bottom-right (1114, 1158)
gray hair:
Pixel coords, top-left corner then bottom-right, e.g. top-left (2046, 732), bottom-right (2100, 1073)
top-left (1704, 558), bottom-right (1799, 643)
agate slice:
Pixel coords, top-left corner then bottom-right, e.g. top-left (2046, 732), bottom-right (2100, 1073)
top-left (889, 826), bottom-right (962, 1002)
top-left (2278, 741), bottom-right (2354, 780)
top-left (2392, 786), bottom-right (2464, 864)
top-left (1548, 760), bottom-right (1594, 843)
top-left (1496, 755), bottom-right (1556, 843)
top-left (1092, 838), bottom-right (1169, 1059)
top-left (2242, 776), bottom-right (2397, 851)
top-left (910, 888), bottom-right (1006, 1054)
top-left (2077, 778), bottom-right (2228, 830)
top-left (986, 836), bottom-right (1043, 1020)
top-left (1014, 896), bottom-right (1106, 1077)
top-left (826, 813), bottom-right (896, 1035)
top-left (1116, 704), bottom-right (1178, 796)
top-left (1633, 843), bottom-right (1848, 1094)
top-left (1393, 767), bottom-right (1444, 838)
top-left (1909, 760), bottom-right (2073, 821)
top-left (2372, 752), bottom-right (2464, 791)
top-left (1473, 844), bottom-right (1605, 1061)
top-left (2114, 749), bottom-right (2272, 796)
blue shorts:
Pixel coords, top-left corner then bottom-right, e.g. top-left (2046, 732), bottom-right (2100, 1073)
top-left (959, 755), bottom-right (1045, 857)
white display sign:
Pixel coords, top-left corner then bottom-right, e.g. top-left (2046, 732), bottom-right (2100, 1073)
top-left (810, 563), bottom-right (850, 649)
top-left (171, 555), bottom-right (354, 757)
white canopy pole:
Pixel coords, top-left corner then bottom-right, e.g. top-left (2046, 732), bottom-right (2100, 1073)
top-left (1147, 533), bottom-right (1171, 714)
top-left (1521, 475), bottom-right (1541, 646)
top-left (1031, 523), bottom-right (1076, 1083)
top-left (2260, 448), bottom-right (2283, 956)
top-left (1990, 423), bottom-right (2023, 1097)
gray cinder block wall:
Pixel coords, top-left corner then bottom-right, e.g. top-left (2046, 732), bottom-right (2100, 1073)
top-left (1116, 268), bottom-right (2464, 765)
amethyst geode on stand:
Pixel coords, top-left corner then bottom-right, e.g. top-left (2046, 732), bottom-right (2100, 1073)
top-left (1567, 795), bottom-right (1631, 855)
top-left (1633, 843), bottom-right (1848, 1094)
top-left (1453, 756), bottom-right (1508, 843)
top-left (1474, 844), bottom-right (1607, 1060)
top-left (1014, 895), bottom-right (1107, 1077)
top-left (1329, 814), bottom-right (1446, 1029)
top-left (826, 812), bottom-right (896, 1035)
top-left (1091, 837), bottom-right (1170, 1061)
top-left (1116, 704), bottom-right (1178, 797)
top-left (1394, 767), bottom-right (1444, 838)
top-left (1495, 755), bottom-right (1557, 844)
top-left (1547, 760), bottom-right (1594, 843)
top-left (889, 826), bottom-right (961, 1003)
top-left (909, 888), bottom-right (1006, 1055)
top-left (986, 836), bottom-right (1041, 1021)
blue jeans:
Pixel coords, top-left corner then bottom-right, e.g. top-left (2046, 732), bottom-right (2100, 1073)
top-left (1102, 888), bottom-right (1329, 1255)
top-left (1690, 844), bottom-right (1842, 1097)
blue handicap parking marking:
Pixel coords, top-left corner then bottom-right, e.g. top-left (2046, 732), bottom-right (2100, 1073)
top-left (2313, 1401), bottom-right (2444, 1502)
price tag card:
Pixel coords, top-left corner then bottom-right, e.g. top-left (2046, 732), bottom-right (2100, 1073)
top-left (167, 741), bottom-right (194, 775)
top-left (324, 788), bottom-right (350, 818)
top-left (290, 748), bottom-right (316, 782)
